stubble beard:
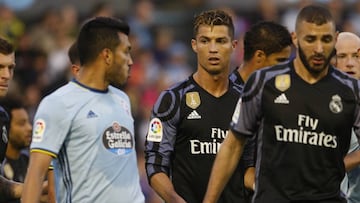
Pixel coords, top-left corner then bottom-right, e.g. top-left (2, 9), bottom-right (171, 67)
top-left (298, 43), bottom-right (335, 77)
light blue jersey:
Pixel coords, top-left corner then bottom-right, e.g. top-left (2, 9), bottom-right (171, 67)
top-left (31, 81), bottom-right (145, 203)
top-left (341, 131), bottom-right (360, 203)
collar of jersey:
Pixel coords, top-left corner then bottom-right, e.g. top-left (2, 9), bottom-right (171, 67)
top-left (71, 78), bottom-right (109, 93)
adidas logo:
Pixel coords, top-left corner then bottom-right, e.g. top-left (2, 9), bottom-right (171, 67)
top-left (274, 93), bottom-right (289, 104)
top-left (87, 110), bottom-right (98, 118)
top-left (187, 110), bottom-right (201, 119)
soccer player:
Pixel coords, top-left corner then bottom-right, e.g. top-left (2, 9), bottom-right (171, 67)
top-left (144, 9), bottom-right (244, 202)
top-left (204, 5), bottom-right (360, 203)
top-left (0, 97), bottom-right (32, 203)
top-left (334, 31), bottom-right (360, 203)
top-left (230, 21), bottom-right (292, 88)
top-left (229, 21), bottom-right (293, 193)
top-left (22, 17), bottom-right (145, 203)
top-left (0, 36), bottom-right (24, 202)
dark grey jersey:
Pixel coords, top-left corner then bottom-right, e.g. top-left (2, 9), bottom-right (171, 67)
top-left (145, 75), bottom-right (249, 203)
top-left (231, 60), bottom-right (360, 202)
top-left (0, 106), bottom-right (9, 163)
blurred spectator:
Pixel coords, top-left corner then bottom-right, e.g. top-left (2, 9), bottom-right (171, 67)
top-left (280, 0), bottom-right (314, 32)
top-left (325, 0), bottom-right (347, 32)
top-left (89, 1), bottom-right (115, 17)
top-left (0, 4), bottom-right (25, 46)
top-left (163, 42), bottom-right (192, 87)
top-left (127, 0), bottom-right (155, 50)
top-left (346, 1), bottom-right (360, 36)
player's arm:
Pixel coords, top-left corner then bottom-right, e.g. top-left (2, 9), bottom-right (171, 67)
top-left (145, 90), bottom-right (183, 202)
top-left (203, 130), bottom-right (246, 203)
top-left (149, 173), bottom-right (186, 203)
top-left (244, 167), bottom-right (255, 191)
top-left (22, 151), bottom-right (53, 203)
top-left (344, 149), bottom-right (360, 171)
top-left (242, 135), bottom-right (257, 191)
top-left (0, 176), bottom-right (22, 201)
top-left (46, 167), bottom-right (56, 203)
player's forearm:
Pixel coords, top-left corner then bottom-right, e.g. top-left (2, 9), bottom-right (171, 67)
top-left (150, 172), bottom-right (186, 203)
top-left (344, 149), bottom-right (360, 171)
top-left (22, 152), bottom-right (51, 203)
top-left (22, 174), bottom-right (45, 203)
top-left (203, 131), bottom-right (246, 203)
top-left (244, 167), bottom-right (255, 191)
top-left (0, 176), bottom-right (22, 201)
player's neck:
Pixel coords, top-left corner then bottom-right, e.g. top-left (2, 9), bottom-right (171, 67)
top-left (193, 71), bottom-right (229, 98)
top-left (238, 61), bottom-right (256, 82)
top-left (77, 64), bottom-right (109, 91)
top-left (6, 143), bottom-right (21, 160)
top-left (293, 57), bottom-right (329, 84)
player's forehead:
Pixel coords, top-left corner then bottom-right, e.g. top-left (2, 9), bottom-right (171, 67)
top-left (297, 21), bottom-right (336, 38)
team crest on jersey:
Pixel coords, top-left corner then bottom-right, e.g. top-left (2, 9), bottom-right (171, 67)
top-left (329, 94), bottom-right (343, 114)
top-left (33, 119), bottom-right (46, 142)
top-left (147, 118), bottom-right (163, 142)
top-left (102, 121), bottom-right (133, 155)
top-left (186, 92), bottom-right (201, 109)
top-left (275, 74), bottom-right (291, 92)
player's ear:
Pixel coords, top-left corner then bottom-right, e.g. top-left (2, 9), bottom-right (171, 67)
top-left (254, 50), bottom-right (266, 63)
top-left (102, 48), bottom-right (113, 65)
top-left (231, 40), bottom-right (238, 49)
top-left (191, 39), bottom-right (197, 53)
top-left (291, 31), bottom-right (298, 48)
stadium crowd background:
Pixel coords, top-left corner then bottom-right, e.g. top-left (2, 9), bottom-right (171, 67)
top-left (0, 0), bottom-right (359, 202)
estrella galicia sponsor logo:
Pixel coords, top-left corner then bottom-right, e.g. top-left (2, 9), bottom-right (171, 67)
top-left (102, 121), bottom-right (133, 155)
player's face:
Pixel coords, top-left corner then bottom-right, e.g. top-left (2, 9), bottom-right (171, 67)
top-left (9, 108), bottom-right (32, 149)
top-left (0, 52), bottom-right (15, 98)
top-left (262, 46), bottom-right (292, 68)
top-left (294, 21), bottom-right (336, 75)
top-left (191, 25), bottom-right (236, 75)
top-left (107, 32), bottom-right (133, 87)
top-left (335, 38), bottom-right (360, 79)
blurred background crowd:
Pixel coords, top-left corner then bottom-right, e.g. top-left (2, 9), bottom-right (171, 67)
top-left (0, 0), bottom-right (359, 202)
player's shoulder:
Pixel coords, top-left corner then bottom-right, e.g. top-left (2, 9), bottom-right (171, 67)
top-left (160, 76), bottom-right (195, 98)
top-left (153, 77), bottom-right (195, 114)
top-left (248, 61), bottom-right (292, 86)
top-left (39, 81), bottom-right (91, 110)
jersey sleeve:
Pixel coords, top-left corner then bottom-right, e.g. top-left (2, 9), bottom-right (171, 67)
top-left (144, 90), bottom-right (179, 179)
top-left (0, 107), bottom-right (9, 163)
top-left (230, 71), bottom-right (263, 139)
top-left (242, 136), bottom-right (256, 168)
top-left (353, 80), bottom-right (360, 147)
top-left (30, 95), bottom-right (72, 157)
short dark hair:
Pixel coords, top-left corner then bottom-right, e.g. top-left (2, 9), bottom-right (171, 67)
top-left (193, 9), bottom-right (235, 39)
top-left (243, 21), bottom-right (292, 61)
top-left (68, 41), bottom-right (79, 65)
top-left (0, 37), bottom-right (14, 55)
top-left (77, 16), bottom-right (130, 66)
top-left (295, 5), bottom-right (334, 32)
top-left (0, 96), bottom-right (24, 123)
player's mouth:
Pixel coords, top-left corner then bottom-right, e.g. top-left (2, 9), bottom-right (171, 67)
top-left (208, 57), bottom-right (220, 65)
top-left (312, 56), bottom-right (325, 66)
